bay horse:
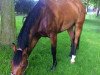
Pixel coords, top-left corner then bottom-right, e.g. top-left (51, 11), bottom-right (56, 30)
top-left (11, 0), bottom-right (86, 75)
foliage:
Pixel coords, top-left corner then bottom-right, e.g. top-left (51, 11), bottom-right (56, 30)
top-left (81, 0), bottom-right (100, 7)
top-left (15, 0), bottom-right (36, 14)
top-left (81, 0), bottom-right (100, 16)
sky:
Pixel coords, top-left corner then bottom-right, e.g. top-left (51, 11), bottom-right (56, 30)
top-left (34, 0), bottom-right (39, 1)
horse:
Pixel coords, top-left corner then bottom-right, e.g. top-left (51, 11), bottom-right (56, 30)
top-left (11, 0), bottom-right (86, 75)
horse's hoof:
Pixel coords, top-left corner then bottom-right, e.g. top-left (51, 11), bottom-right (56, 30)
top-left (50, 61), bottom-right (57, 71)
top-left (50, 66), bottom-right (56, 71)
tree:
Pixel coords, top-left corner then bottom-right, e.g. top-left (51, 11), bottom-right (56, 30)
top-left (81, 0), bottom-right (100, 16)
top-left (15, 0), bottom-right (35, 14)
top-left (0, 0), bottom-right (1, 14)
top-left (81, 0), bottom-right (90, 12)
top-left (0, 0), bottom-right (16, 45)
top-left (96, 0), bottom-right (100, 16)
top-left (90, 0), bottom-right (100, 16)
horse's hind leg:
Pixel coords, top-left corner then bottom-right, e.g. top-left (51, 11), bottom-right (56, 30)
top-left (71, 21), bottom-right (84, 63)
top-left (76, 36), bottom-right (80, 50)
top-left (67, 26), bottom-right (75, 57)
top-left (50, 33), bottom-right (57, 70)
top-left (74, 21), bottom-right (84, 51)
top-left (67, 27), bottom-right (76, 64)
top-left (67, 22), bottom-right (83, 63)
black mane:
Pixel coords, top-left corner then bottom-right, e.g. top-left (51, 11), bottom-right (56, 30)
top-left (13, 50), bottom-right (22, 65)
top-left (13, 1), bottom-right (45, 65)
top-left (17, 1), bottom-right (44, 49)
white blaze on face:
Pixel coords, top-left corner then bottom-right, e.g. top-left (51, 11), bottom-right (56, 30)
top-left (70, 55), bottom-right (76, 64)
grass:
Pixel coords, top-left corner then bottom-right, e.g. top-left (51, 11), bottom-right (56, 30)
top-left (0, 15), bottom-right (100, 75)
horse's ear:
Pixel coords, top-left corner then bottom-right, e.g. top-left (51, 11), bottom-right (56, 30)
top-left (12, 43), bottom-right (17, 53)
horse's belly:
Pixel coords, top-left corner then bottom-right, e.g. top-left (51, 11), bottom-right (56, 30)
top-left (59, 20), bottom-right (75, 32)
top-left (38, 26), bottom-right (48, 37)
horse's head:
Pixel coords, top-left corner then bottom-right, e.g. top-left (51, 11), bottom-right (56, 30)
top-left (11, 43), bottom-right (28, 75)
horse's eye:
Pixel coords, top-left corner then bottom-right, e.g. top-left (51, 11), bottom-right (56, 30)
top-left (20, 64), bottom-right (26, 67)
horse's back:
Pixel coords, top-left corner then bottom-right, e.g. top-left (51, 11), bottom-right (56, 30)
top-left (37, 0), bottom-right (86, 36)
top-left (46, 0), bottom-right (86, 30)
top-left (47, 0), bottom-right (85, 18)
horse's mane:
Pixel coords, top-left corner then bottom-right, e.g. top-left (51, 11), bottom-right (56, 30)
top-left (13, 1), bottom-right (45, 65)
top-left (13, 50), bottom-right (22, 65)
top-left (17, 1), bottom-right (44, 49)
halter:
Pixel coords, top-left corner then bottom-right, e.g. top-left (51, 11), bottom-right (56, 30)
top-left (17, 48), bottom-right (23, 51)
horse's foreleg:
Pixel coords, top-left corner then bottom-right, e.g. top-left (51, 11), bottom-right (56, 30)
top-left (21, 36), bottom-right (40, 74)
top-left (50, 33), bottom-right (57, 70)
top-left (28, 36), bottom-right (41, 56)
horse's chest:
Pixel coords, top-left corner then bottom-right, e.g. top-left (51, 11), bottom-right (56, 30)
top-left (38, 23), bottom-right (48, 36)
top-left (38, 15), bottom-right (56, 36)
top-left (38, 23), bottom-right (56, 37)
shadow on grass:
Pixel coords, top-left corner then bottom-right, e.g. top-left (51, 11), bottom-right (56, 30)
top-left (85, 18), bottom-right (100, 33)
top-left (85, 19), bottom-right (100, 26)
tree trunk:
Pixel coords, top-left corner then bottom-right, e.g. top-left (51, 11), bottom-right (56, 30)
top-left (0, 0), bottom-right (16, 45)
top-left (97, 8), bottom-right (100, 16)
top-left (86, 0), bottom-right (90, 12)
top-left (96, 0), bottom-right (100, 16)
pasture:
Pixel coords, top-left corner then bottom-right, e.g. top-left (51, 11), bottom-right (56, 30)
top-left (0, 15), bottom-right (100, 75)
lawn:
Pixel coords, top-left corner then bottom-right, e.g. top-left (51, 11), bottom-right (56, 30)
top-left (0, 15), bottom-right (100, 75)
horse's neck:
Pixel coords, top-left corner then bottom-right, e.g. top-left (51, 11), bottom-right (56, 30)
top-left (39, 0), bottom-right (57, 4)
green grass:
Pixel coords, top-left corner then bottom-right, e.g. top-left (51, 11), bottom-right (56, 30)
top-left (0, 15), bottom-right (100, 75)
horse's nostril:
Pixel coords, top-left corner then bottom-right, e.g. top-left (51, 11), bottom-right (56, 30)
top-left (11, 73), bottom-right (13, 75)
